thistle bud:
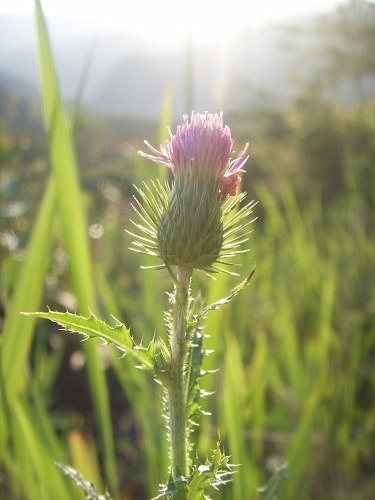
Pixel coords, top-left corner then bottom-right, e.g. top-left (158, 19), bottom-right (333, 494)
top-left (137, 112), bottom-right (249, 271)
top-left (158, 170), bottom-right (223, 268)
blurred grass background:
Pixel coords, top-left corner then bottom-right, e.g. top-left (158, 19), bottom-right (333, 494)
top-left (0, 0), bottom-right (375, 499)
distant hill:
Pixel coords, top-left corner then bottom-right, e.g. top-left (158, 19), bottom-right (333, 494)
top-left (0, 13), bottom-right (315, 119)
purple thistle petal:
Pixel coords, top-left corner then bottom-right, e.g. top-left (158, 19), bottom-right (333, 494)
top-left (138, 112), bottom-right (248, 197)
top-left (226, 143), bottom-right (249, 175)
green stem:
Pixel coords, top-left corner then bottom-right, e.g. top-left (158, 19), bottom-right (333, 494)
top-left (168, 266), bottom-right (192, 480)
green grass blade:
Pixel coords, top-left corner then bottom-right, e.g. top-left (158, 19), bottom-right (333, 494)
top-left (158, 83), bottom-right (174, 146)
top-left (34, 0), bottom-right (94, 306)
top-left (13, 398), bottom-right (79, 500)
top-left (67, 431), bottom-right (104, 495)
top-left (0, 176), bottom-right (55, 397)
top-left (221, 332), bottom-right (258, 499)
top-left (70, 40), bottom-right (96, 129)
top-left (0, 175), bottom-right (56, 451)
top-left (34, 0), bottom-right (118, 493)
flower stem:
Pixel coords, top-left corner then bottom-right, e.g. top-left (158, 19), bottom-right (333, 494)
top-left (168, 266), bottom-right (192, 480)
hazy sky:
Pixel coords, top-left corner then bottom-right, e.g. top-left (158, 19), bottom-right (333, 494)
top-left (1, 0), bottom-right (346, 47)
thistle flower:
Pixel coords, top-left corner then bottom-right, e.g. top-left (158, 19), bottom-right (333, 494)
top-left (139, 112), bottom-right (248, 198)
top-left (133, 112), bottom-right (254, 271)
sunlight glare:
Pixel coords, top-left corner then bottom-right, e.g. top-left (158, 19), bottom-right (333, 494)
top-left (1, 0), bottom-right (344, 49)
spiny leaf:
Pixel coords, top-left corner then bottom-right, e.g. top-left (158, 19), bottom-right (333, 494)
top-left (187, 448), bottom-right (235, 499)
top-left (153, 445), bottom-right (234, 500)
top-left (190, 266), bottom-right (256, 327)
top-left (23, 310), bottom-right (171, 386)
top-left (56, 463), bottom-right (112, 500)
top-left (152, 475), bottom-right (188, 500)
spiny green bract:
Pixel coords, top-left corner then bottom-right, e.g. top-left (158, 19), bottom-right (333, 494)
top-left (153, 444), bottom-right (235, 500)
top-left (130, 180), bottom-right (257, 274)
top-left (158, 177), bottom-right (223, 269)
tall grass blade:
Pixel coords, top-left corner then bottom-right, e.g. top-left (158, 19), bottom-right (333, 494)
top-left (34, 0), bottom-right (118, 493)
top-left (13, 398), bottom-right (78, 499)
top-left (69, 39), bottom-right (96, 130)
top-left (158, 83), bottom-right (174, 145)
top-left (222, 331), bottom-right (257, 499)
top-left (67, 430), bottom-right (104, 494)
top-left (0, 177), bottom-right (55, 400)
top-left (0, 176), bottom-right (56, 457)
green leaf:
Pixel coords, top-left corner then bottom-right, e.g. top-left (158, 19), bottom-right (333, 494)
top-left (257, 464), bottom-right (288, 500)
top-left (56, 463), bottom-right (112, 500)
top-left (23, 311), bottom-right (171, 386)
top-left (191, 266), bottom-right (256, 327)
top-left (152, 445), bottom-right (234, 500)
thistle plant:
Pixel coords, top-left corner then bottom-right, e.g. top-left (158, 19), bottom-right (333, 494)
top-left (26, 112), bottom-right (280, 499)
top-left (133, 112), bottom-right (255, 495)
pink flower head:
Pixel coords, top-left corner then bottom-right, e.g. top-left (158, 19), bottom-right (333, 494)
top-left (139, 112), bottom-right (248, 199)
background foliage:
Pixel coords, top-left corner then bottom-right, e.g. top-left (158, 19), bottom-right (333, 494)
top-left (1, 0), bottom-right (374, 499)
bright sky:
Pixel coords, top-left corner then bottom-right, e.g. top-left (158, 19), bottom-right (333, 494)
top-left (2, 0), bottom-right (345, 47)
